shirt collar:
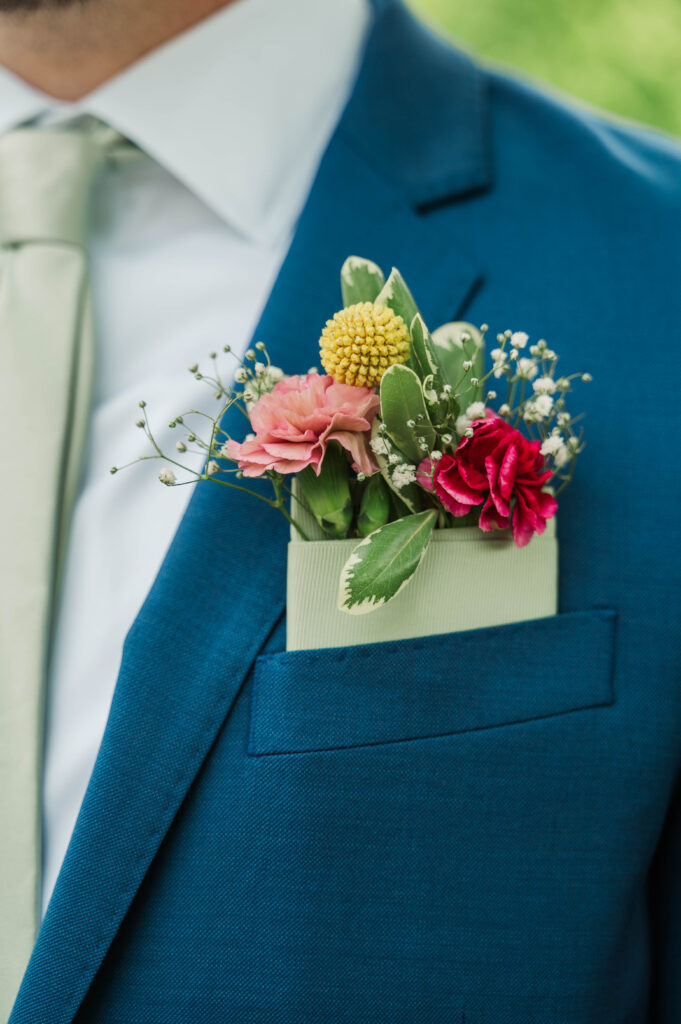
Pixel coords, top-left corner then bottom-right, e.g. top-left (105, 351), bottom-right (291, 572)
top-left (0, 0), bottom-right (372, 244)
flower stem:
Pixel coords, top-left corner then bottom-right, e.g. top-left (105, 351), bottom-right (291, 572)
top-left (271, 474), bottom-right (310, 541)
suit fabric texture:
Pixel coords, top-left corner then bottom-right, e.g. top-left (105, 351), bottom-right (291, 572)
top-left (10, 1), bottom-right (681, 1021)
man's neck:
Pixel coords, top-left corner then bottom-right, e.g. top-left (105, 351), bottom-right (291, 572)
top-left (0, 0), bottom-right (238, 101)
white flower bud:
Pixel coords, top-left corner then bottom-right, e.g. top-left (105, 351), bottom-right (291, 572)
top-left (391, 465), bottom-right (417, 489)
top-left (532, 376), bottom-right (557, 395)
top-left (370, 437), bottom-right (390, 456)
top-left (466, 401), bottom-right (486, 421)
top-left (533, 394), bottom-right (554, 418)
top-left (159, 468), bottom-right (177, 486)
top-left (517, 358), bottom-right (538, 379)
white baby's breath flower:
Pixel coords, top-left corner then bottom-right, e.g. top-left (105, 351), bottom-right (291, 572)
top-left (455, 414), bottom-right (470, 435)
top-left (498, 403), bottom-right (511, 417)
top-left (541, 434), bottom-right (570, 468)
top-left (532, 376), bottom-right (557, 395)
top-left (388, 453), bottom-right (401, 465)
top-left (462, 360), bottom-right (473, 371)
top-left (557, 411), bottom-right (571, 428)
top-left (540, 434), bottom-right (564, 457)
top-left (491, 348), bottom-right (505, 362)
top-left (234, 368), bottom-right (249, 384)
top-left (159, 468), bottom-right (177, 486)
top-left (370, 436), bottom-right (390, 457)
top-left (207, 460), bottom-right (220, 476)
top-left (254, 362), bottom-right (266, 375)
top-left (430, 450), bottom-right (443, 461)
top-left (392, 464), bottom-right (417, 489)
top-left (516, 357), bottom-right (538, 380)
top-left (466, 401), bottom-right (486, 421)
top-left (533, 394), bottom-right (554, 418)
top-left (511, 331), bottom-right (529, 349)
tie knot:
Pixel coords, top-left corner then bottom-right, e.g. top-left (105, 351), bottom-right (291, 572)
top-left (0, 122), bottom-right (132, 248)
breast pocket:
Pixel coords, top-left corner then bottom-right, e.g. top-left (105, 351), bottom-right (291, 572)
top-left (248, 608), bottom-right (617, 756)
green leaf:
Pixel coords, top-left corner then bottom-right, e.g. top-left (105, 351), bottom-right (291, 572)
top-left (338, 510), bottom-right (437, 614)
top-left (340, 256), bottom-right (386, 307)
top-left (379, 363), bottom-right (436, 464)
top-left (430, 321), bottom-right (485, 411)
top-left (375, 268), bottom-right (422, 373)
top-left (357, 473), bottom-right (391, 537)
top-left (409, 314), bottom-right (440, 382)
top-left (297, 442), bottom-right (353, 538)
top-left (375, 267), bottom-right (420, 326)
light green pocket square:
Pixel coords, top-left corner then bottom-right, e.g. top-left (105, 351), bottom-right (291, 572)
top-left (286, 517), bottom-right (557, 651)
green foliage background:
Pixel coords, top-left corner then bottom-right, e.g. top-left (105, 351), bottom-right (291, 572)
top-left (409, 0), bottom-right (681, 137)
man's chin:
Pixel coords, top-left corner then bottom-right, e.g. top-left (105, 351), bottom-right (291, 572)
top-left (0, 0), bottom-right (93, 10)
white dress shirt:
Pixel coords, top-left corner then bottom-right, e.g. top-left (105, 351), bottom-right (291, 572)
top-left (0, 0), bottom-right (370, 915)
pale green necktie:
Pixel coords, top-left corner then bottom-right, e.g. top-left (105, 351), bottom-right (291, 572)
top-left (0, 122), bottom-right (134, 1018)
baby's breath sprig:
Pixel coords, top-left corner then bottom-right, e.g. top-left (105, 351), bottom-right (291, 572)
top-left (447, 326), bottom-right (591, 489)
top-left (112, 345), bottom-right (310, 540)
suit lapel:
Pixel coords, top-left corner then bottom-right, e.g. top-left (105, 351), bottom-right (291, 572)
top-left (10, 5), bottom-right (492, 1022)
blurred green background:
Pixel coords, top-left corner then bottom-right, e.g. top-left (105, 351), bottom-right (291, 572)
top-left (409, 0), bottom-right (681, 137)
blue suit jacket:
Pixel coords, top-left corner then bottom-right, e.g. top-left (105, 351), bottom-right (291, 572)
top-left (11, 1), bottom-right (681, 1021)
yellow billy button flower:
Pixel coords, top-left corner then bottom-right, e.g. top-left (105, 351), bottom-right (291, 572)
top-left (319, 301), bottom-right (410, 388)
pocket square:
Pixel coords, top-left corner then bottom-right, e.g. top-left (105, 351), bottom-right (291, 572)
top-left (286, 517), bottom-right (558, 651)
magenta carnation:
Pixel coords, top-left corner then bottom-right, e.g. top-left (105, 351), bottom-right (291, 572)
top-left (224, 373), bottom-right (380, 478)
top-left (417, 414), bottom-right (557, 547)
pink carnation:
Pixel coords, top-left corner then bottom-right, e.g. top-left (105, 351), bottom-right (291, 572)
top-left (225, 373), bottom-right (380, 478)
top-left (417, 413), bottom-right (557, 547)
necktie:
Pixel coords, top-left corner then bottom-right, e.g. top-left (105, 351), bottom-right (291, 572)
top-left (0, 122), bottom-right (132, 1017)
